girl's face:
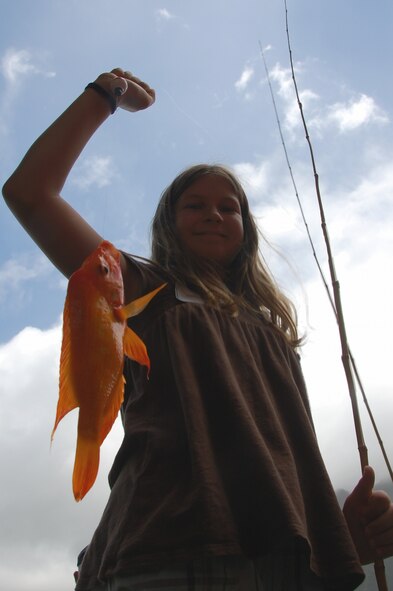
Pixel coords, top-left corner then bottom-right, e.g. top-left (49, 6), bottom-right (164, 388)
top-left (175, 174), bottom-right (244, 266)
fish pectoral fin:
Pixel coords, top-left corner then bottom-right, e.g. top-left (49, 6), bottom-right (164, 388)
top-left (72, 436), bottom-right (100, 502)
top-left (122, 283), bottom-right (167, 318)
top-left (121, 283), bottom-right (166, 373)
top-left (123, 327), bottom-right (150, 372)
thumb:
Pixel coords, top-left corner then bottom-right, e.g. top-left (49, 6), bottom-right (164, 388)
top-left (109, 76), bottom-right (128, 97)
top-left (353, 465), bottom-right (375, 502)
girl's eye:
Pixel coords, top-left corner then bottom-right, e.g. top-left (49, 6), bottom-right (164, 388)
top-left (221, 205), bottom-right (239, 213)
top-left (185, 203), bottom-right (202, 210)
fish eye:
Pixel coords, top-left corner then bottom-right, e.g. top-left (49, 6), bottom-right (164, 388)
top-left (99, 263), bottom-right (110, 275)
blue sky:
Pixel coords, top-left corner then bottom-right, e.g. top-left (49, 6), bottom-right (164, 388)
top-left (1, 1), bottom-right (393, 589)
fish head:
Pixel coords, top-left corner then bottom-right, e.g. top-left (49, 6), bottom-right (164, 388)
top-left (82, 241), bottom-right (124, 307)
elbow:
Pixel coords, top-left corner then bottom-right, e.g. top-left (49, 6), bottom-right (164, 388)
top-left (2, 173), bottom-right (22, 208)
top-left (2, 176), bottom-right (14, 205)
top-left (2, 171), bottom-right (39, 216)
top-left (2, 178), bottom-right (19, 218)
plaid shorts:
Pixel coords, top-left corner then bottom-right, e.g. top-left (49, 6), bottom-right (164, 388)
top-left (89, 549), bottom-right (324, 590)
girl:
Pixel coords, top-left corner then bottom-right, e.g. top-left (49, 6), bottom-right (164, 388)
top-left (3, 68), bottom-right (393, 591)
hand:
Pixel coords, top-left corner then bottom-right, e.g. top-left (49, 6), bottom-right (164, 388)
top-left (95, 68), bottom-right (155, 113)
top-left (343, 466), bottom-right (393, 564)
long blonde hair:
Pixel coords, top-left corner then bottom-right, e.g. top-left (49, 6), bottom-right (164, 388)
top-left (151, 164), bottom-right (300, 347)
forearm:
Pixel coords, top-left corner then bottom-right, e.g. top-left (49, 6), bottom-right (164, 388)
top-left (3, 86), bottom-right (111, 210)
top-left (2, 68), bottom-right (155, 278)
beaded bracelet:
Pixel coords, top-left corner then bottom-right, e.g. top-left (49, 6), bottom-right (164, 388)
top-left (85, 82), bottom-right (117, 114)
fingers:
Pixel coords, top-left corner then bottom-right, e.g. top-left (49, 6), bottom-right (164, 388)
top-left (363, 487), bottom-right (393, 560)
top-left (362, 490), bottom-right (391, 519)
top-left (110, 68), bottom-right (143, 88)
top-left (110, 68), bottom-right (156, 107)
top-left (343, 467), bottom-right (393, 563)
top-left (365, 498), bottom-right (393, 531)
top-left (366, 521), bottom-right (393, 560)
top-left (91, 68), bottom-right (155, 113)
top-left (111, 68), bottom-right (152, 89)
top-left (110, 69), bottom-right (130, 79)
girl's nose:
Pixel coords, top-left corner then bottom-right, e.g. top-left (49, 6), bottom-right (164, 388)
top-left (205, 207), bottom-right (223, 222)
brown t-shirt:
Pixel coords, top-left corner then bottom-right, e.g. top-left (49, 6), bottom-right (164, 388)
top-left (76, 256), bottom-right (364, 590)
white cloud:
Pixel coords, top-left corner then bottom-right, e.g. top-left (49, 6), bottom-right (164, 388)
top-left (257, 202), bottom-right (301, 242)
top-left (328, 94), bottom-right (389, 132)
top-left (1, 47), bottom-right (55, 86)
top-left (234, 160), bottom-right (270, 196)
top-left (269, 62), bottom-right (319, 132)
top-left (299, 250), bottom-right (393, 489)
top-left (262, 156), bottom-right (393, 489)
top-left (0, 48), bottom-right (56, 142)
top-left (154, 7), bottom-right (189, 30)
top-left (0, 322), bottom-right (123, 590)
top-left (236, 149), bottom-right (393, 282)
top-left (268, 62), bottom-right (388, 138)
top-left (319, 160), bottom-right (393, 264)
top-left (71, 155), bottom-right (117, 190)
top-left (269, 62), bottom-right (294, 100)
top-left (235, 65), bottom-right (254, 92)
top-left (156, 8), bottom-right (175, 21)
top-left (0, 253), bottom-right (52, 303)
top-left (2, 49), bottom-right (38, 82)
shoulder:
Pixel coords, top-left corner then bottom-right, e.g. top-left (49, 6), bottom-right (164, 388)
top-left (120, 251), bottom-right (172, 302)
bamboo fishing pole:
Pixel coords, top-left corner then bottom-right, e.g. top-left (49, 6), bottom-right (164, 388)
top-left (283, 1), bottom-right (389, 589)
top-left (258, 41), bottom-right (393, 488)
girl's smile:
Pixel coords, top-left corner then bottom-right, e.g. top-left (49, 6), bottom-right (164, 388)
top-left (175, 174), bottom-right (244, 266)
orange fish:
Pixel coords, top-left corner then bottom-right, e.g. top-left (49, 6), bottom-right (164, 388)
top-left (51, 241), bottom-right (164, 501)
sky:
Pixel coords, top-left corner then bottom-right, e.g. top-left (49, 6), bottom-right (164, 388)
top-left (0, 1), bottom-right (392, 589)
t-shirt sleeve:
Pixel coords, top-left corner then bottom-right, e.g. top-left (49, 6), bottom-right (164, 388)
top-left (121, 251), bottom-right (169, 295)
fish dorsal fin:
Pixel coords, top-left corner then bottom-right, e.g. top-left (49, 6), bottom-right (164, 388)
top-left (122, 283), bottom-right (166, 318)
top-left (51, 295), bottom-right (79, 442)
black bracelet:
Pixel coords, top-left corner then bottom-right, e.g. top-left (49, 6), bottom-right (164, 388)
top-left (85, 82), bottom-right (117, 114)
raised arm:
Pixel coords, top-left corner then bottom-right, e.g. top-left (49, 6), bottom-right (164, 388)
top-left (2, 68), bottom-right (155, 284)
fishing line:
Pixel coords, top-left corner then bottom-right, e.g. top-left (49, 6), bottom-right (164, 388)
top-left (163, 88), bottom-right (215, 142)
top-left (273, 1), bottom-right (391, 588)
top-left (258, 41), bottom-right (334, 311)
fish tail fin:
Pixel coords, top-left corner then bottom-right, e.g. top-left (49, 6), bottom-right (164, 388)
top-left (72, 437), bottom-right (100, 502)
